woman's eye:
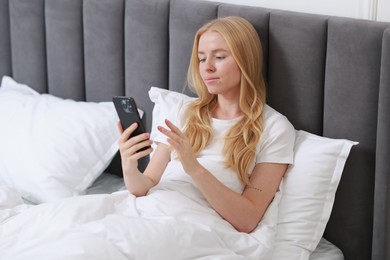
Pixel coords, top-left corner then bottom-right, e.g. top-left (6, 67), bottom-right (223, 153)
top-left (216, 56), bottom-right (225, 60)
top-left (199, 58), bottom-right (206, 63)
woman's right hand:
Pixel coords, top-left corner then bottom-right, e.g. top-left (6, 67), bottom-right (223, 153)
top-left (117, 121), bottom-right (153, 175)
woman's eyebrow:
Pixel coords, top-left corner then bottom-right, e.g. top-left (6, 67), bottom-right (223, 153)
top-left (198, 49), bottom-right (229, 55)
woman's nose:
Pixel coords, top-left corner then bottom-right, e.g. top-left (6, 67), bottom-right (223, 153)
top-left (203, 60), bottom-right (215, 72)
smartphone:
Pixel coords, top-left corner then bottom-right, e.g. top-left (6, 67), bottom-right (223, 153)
top-left (112, 96), bottom-right (148, 140)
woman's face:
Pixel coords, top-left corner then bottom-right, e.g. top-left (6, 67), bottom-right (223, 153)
top-left (198, 30), bottom-right (241, 98)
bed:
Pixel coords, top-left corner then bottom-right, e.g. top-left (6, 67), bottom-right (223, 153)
top-left (0, 0), bottom-right (389, 259)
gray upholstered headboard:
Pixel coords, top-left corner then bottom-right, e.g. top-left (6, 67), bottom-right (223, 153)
top-left (0, 0), bottom-right (389, 259)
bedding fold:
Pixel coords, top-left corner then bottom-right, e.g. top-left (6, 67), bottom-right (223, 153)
top-left (0, 179), bottom-right (279, 259)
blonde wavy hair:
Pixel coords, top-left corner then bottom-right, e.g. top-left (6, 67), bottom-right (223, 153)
top-left (183, 16), bottom-right (266, 185)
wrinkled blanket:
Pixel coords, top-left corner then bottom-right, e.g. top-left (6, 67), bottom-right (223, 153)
top-left (0, 180), bottom-right (280, 260)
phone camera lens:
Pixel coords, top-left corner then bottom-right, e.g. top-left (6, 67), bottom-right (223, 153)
top-left (121, 99), bottom-right (133, 113)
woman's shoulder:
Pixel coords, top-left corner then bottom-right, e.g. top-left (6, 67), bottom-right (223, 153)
top-left (261, 104), bottom-right (295, 145)
top-left (255, 105), bottom-right (295, 164)
top-left (263, 104), bottom-right (294, 130)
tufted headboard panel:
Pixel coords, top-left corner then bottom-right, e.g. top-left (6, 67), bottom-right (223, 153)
top-left (0, 0), bottom-right (389, 259)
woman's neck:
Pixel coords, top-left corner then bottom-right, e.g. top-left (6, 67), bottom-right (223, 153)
top-left (211, 98), bottom-right (242, 120)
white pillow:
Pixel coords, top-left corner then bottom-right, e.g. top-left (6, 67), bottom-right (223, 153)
top-left (148, 86), bottom-right (194, 140)
top-left (272, 130), bottom-right (357, 260)
top-left (148, 87), bottom-right (194, 155)
top-left (0, 76), bottom-right (120, 204)
top-left (148, 87), bottom-right (358, 259)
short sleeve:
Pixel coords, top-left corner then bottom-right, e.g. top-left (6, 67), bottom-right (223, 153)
top-left (255, 105), bottom-right (295, 165)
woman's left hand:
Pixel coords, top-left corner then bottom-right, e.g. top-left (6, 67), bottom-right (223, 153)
top-left (157, 119), bottom-right (201, 176)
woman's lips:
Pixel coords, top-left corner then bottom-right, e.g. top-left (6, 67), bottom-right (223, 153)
top-left (204, 77), bottom-right (219, 84)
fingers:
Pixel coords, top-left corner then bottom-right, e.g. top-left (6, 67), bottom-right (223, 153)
top-left (164, 119), bottom-right (184, 137)
top-left (157, 125), bottom-right (176, 145)
top-left (117, 121), bottom-right (124, 133)
top-left (118, 122), bottom-right (153, 159)
top-left (121, 141), bottom-right (153, 161)
top-left (157, 119), bottom-right (182, 139)
top-left (157, 119), bottom-right (185, 148)
top-left (157, 119), bottom-right (199, 176)
top-left (118, 122), bottom-right (138, 143)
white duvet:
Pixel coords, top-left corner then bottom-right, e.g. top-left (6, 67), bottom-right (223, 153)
top-left (0, 179), bottom-right (280, 260)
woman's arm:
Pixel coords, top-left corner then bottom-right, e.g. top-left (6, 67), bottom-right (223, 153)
top-left (188, 162), bottom-right (286, 233)
top-left (118, 122), bottom-right (170, 196)
top-left (158, 119), bottom-right (287, 233)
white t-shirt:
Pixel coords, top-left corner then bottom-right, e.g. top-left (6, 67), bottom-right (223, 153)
top-left (153, 102), bottom-right (295, 194)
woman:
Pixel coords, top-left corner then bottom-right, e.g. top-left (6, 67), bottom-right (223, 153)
top-left (118, 16), bottom-right (295, 233)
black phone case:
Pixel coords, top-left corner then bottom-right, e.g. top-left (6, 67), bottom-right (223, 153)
top-left (113, 96), bottom-right (146, 138)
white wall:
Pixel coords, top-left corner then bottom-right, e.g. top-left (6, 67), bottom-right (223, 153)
top-left (205, 0), bottom-right (390, 22)
top-left (377, 0), bottom-right (390, 22)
